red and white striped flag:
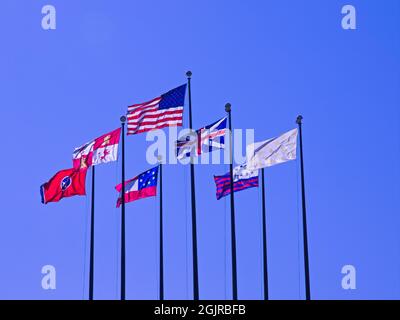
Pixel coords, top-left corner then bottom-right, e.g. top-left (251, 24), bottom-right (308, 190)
top-left (127, 84), bottom-right (186, 135)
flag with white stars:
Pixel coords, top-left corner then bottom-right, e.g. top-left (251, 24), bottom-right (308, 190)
top-left (115, 166), bottom-right (159, 207)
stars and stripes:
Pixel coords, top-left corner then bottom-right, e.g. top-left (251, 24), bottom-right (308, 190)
top-left (214, 164), bottom-right (259, 200)
top-left (127, 85), bottom-right (187, 135)
top-left (176, 117), bottom-right (227, 159)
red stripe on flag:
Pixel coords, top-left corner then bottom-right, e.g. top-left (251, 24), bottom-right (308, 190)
top-left (127, 97), bottom-right (162, 111)
top-left (128, 117), bottom-right (184, 128)
top-left (214, 176), bottom-right (259, 200)
top-left (127, 105), bottom-right (159, 117)
top-left (127, 122), bottom-right (182, 135)
top-left (116, 186), bottom-right (157, 207)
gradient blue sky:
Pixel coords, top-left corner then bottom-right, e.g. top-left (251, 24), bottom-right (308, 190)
top-left (0, 0), bottom-right (399, 300)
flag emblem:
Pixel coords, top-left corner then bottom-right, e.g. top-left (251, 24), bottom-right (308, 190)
top-left (127, 85), bottom-right (186, 135)
top-left (61, 176), bottom-right (72, 191)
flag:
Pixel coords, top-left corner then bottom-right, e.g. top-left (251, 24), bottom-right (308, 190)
top-left (246, 128), bottom-right (298, 170)
top-left (176, 117), bottom-right (227, 159)
top-left (127, 84), bottom-right (187, 135)
top-left (40, 168), bottom-right (87, 204)
top-left (214, 164), bottom-right (259, 200)
top-left (72, 128), bottom-right (121, 169)
top-left (116, 166), bottom-right (159, 207)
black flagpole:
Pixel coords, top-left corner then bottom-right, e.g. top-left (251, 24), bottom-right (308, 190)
top-left (261, 168), bottom-right (269, 300)
top-left (120, 116), bottom-right (126, 300)
top-left (158, 158), bottom-right (164, 300)
top-left (225, 103), bottom-right (238, 300)
top-left (186, 71), bottom-right (199, 300)
top-left (89, 166), bottom-right (95, 300)
top-left (296, 115), bottom-right (311, 300)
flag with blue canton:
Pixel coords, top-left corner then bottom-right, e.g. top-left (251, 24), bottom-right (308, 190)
top-left (159, 84), bottom-right (187, 109)
top-left (176, 117), bottom-right (227, 159)
top-left (127, 85), bottom-right (187, 135)
top-left (115, 166), bottom-right (159, 207)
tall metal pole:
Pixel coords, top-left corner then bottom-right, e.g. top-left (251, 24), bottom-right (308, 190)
top-left (89, 165), bottom-right (95, 300)
top-left (225, 103), bottom-right (238, 300)
top-left (296, 115), bottom-right (311, 300)
top-left (120, 116), bottom-right (126, 300)
top-left (158, 159), bottom-right (164, 300)
top-left (261, 168), bottom-right (269, 300)
top-left (186, 71), bottom-right (199, 300)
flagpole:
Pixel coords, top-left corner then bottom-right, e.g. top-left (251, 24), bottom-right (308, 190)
top-left (120, 116), bottom-right (127, 300)
top-left (158, 157), bottom-right (164, 300)
top-left (186, 71), bottom-right (199, 300)
top-left (89, 166), bottom-right (95, 300)
top-left (225, 103), bottom-right (238, 300)
top-left (296, 115), bottom-right (311, 300)
top-left (261, 168), bottom-right (269, 300)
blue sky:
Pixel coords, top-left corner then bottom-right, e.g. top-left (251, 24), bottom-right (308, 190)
top-left (0, 0), bottom-right (399, 300)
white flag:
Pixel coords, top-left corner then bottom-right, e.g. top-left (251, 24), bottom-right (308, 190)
top-left (233, 163), bottom-right (259, 182)
top-left (246, 128), bottom-right (298, 170)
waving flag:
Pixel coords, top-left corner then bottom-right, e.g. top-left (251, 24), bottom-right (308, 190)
top-left (116, 166), bottom-right (159, 207)
top-left (176, 117), bottom-right (227, 159)
top-left (127, 85), bottom-right (186, 135)
top-left (73, 128), bottom-right (121, 169)
top-left (40, 168), bottom-right (87, 204)
top-left (246, 128), bottom-right (298, 170)
top-left (214, 164), bottom-right (259, 200)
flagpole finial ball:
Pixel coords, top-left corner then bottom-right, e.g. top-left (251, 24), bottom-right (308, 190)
top-left (120, 116), bottom-right (127, 123)
top-left (296, 115), bottom-right (303, 124)
top-left (186, 71), bottom-right (192, 78)
top-left (225, 103), bottom-right (231, 113)
top-left (157, 155), bottom-right (163, 162)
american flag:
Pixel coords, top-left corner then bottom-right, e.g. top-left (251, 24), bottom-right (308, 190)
top-left (127, 84), bottom-right (187, 135)
top-left (214, 164), bottom-right (259, 200)
top-left (176, 117), bottom-right (227, 159)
